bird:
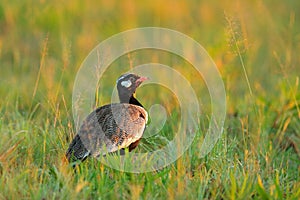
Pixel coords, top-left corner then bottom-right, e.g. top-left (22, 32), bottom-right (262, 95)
top-left (66, 73), bottom-right (148, 163)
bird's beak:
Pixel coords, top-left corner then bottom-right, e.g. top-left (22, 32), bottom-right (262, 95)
top-left (136, 76), bottom-right (149, 85)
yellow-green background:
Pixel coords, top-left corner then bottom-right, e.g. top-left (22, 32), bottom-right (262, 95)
top-left (0, 1), bottom-right (299, 199)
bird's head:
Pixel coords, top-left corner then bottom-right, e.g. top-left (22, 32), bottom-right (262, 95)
top-left (116, 73), bottom-right (148, 101)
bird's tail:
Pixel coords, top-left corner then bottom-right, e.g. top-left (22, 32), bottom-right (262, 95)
top-left (66, 134), bottom-right (90, 163)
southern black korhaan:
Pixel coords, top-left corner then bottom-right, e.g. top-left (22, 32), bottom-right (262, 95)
top-left (66, 74), bottom-right (148, 163)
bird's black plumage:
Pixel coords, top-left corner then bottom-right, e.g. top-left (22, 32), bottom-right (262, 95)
top-left (66, 74), bottom-right (148, 163)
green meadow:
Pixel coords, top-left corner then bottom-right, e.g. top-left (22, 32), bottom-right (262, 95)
top-left (0, 1), bottom-right (299, 199)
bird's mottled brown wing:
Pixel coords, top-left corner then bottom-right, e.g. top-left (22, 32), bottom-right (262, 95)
top-left (66, 103), bottom-right (147, 162)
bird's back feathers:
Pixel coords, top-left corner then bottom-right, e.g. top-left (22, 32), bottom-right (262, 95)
top-left (66, 103), bottom-right (147, 162)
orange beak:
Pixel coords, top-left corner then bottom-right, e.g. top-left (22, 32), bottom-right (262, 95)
top-left (135, 76), bottom-right (149, 86)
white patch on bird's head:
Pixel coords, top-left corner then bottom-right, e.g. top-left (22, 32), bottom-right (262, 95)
top-left (121, 80), bottom-right (132, 88)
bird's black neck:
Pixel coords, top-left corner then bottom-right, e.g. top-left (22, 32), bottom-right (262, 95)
top-left (119, 94), bottom-right (143, 108)
top-left (129, 95), bottom-right (143, 107)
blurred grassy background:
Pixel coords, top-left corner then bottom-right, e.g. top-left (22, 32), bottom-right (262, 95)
top-left (0, 0), bottom-right (299, 199)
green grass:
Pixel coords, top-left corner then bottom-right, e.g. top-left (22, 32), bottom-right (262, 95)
top-left (0, 0), bottom-right (300, 199)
